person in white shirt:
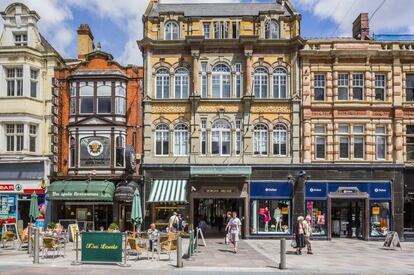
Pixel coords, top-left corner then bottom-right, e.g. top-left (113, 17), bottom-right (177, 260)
top-left (225, 211), bottom-right (242, 253)
top-left (303, 215), bottom-right (313, 255)
top-left (168, 212), bottom-right (179, 233)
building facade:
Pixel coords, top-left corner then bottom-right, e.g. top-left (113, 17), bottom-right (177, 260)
top-left (50, 25), bottom-right (143, 231)
top-left (0, 3), bottom-right (64, 229)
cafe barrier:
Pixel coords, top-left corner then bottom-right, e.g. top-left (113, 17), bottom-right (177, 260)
top-left (187, 230), bottom-right (194, 259)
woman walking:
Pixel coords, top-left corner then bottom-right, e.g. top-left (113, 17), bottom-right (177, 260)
top-left (294, 216), bottom-right (306, 255)
top-left (226, 211), bottom-right (241, 253)
top-left (304, 215), bottom-right (313, 254)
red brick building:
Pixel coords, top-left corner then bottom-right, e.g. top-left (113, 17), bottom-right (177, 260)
top-left (49, 24), bottom-right (143, 231)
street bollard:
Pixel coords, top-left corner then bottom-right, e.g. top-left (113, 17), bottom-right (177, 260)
top-left (33, 228), bottom-right (39, 264)
top-left (71, 231), bottom-right (81, 265)
top-left (176, 236), bottom-right (183, 268)
top-left (279, 238), bottom-right (286, 270)
top-left (28, 226), bottom-right (32, 255)
top-left (120, 232), bottom-right (130, 267)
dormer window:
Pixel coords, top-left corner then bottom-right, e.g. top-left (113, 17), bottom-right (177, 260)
top-left (165, 21), bottom-right (179, 40)
top-left (14, 33), bottom-right (27, 46)
top-left (214, 21), bottom-right (229, 39)
top-left (265, 20), bottom-right (280, 39)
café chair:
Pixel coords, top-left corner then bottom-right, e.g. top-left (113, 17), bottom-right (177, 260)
top-left (42, 237), bottom-right (60, 259)
top-left (127, 238), bottom-right (148, 261)
top-left (2, 231), bottom-right (16, 249)
top-left (160, 238), bottom-right (177, 261)
top-left (18, 230), bottom-right (28, 250)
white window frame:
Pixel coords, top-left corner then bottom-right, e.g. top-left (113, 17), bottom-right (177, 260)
top-left (273, 68), bottom-right (288, 99)
top-left (211, 120), bottom-right (231, 156)
top-left (235, 63), bottom-right (242, 98)
top-left (375, 126), bottom-right (387, 160)
top-left (79, 82), bottom-right (94, 114)
top-left (338, 124), bottom-right (349, 159)
top-left (214, 21), bottom-right (229, 39)
top-left (254, 124), bottom-right (268, 156)
top-left (235, 119), bottom-right (242, 155)
top-left (6, 124), bottom-right (24, 152)
top-left (6, 68), bottom-right (23, 97)
top-left (174, 124), bottom-right (189, 156)
top-left (375, 74), bottom-right (386, 101)
top-left (30, 69), bottom-right (39, 98)
top-left (203, 22), bottom-right (211, 39)
top-left (265, 20), bottom-right (280, 39)
top-left (314, 74), bottom-right (325, 101)
top-left (201, 63), bottom-right (208, 98)
top-left (155, 124), bottom-right (170, 156)
top-left (212, 64), bottom-right (231, 98)
top-left (254, 67), bottom-right (268, 99)
top-left (29, 124), bottom-right (37, 153)
top-left (338, 73), bottom-right (349, 100)
top-left (353, 125), bottom-right (365, 160)
top-left (352, 73), bottom-right (364, 100)
top-left (14, 33), bottom-right (27, 46)
top-left (165, 21), bottom-right (179, 40)
top-left (174, 68), bottom-right (189, 99)
top-left (200, 119), bottom-right (207, 156)
top-left (156, 68), bottom-right (170, 99)
top-left (273, 124), bottom-right (288, 156)
top-left (115, 82), bottom-right (126, 115)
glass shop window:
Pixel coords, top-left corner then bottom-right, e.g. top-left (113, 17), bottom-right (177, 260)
top-left (370, 201), bottom-right (390, 237)
top-left (251, 199), bottom-right (291, 234)
top-left (306, 200), bottom-right (327, 236)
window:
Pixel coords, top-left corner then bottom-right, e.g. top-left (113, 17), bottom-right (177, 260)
top-left (338, 73), bottom-right (349, 100)
top-left (314, 74), bottom-right (325, 101)
top-left (174, 124), bottom-right (189, 156)
top-left (6, 124), bottom-right (24, 152)
top-left (156, 68), bottom-right (170, 99)
top-left (174, 68), bottom-right (189, 99)
top-left (155, 124), bottom-right (169, 156)
top-left (203, 23), bottom-right (211, 39)
top-left (115, 83), bottom-right (126, 115)
top-left (235, 63), bottom-right (242, 98)
top-left (212, 120), bottom-right (231, 156)
top-left (30, 69), bottom-right (39, 98)
top-left (265, 20), bottom-right (279, 39)
top-left (201, 63), bottom-right (208, 98)
top-left (370, 202), bottom-right (390, 237)
top-left (165, 21), bottom-right (179, 40)
top-left (254, 124), bottom-right (268, 156)
top-left (273, 124), bottom-right (287, 156)
top-left (306, 200), bottom-right (327, 236)
top-left (352, 73), bottom-right (364, 100)
top-left (254, 67), bottom-right (268, 99)
top-left (6, 68), bottom-right (23, 97)
top-left (29, 125), bottom-right (37, 152)
top-left (338, 124), bottom-right (349, 159)
top-left (200, 119), bottom-right (207, 155)
top-left (70, 137), bottom-right (76, 167)
top-left (212, 64), bottom-right (231, 98)
top-left (273, 68), bottom-right (288, 99)
top-left (235, 120), bottom-right (242, 155)
top-left (375, 74), bottom-right (386, 101)
top-left (231, 21), bottom-right (240, 39)
top-left (14, 33), bottom-right (27, 46)
top-left (70, 82), bottom-right (76, 115)
top-left (407, 125), bottom-right (414, 160)
top-left (97, 83), bottom-right (112, 114)
top-left (116, 136), bottom-right (125, 167)
top-left (376, 126), bottom-right (387, 160)
top-left (315, 125), bottom-right (326, 160)
top-left (353, 125), bottom-right (365, 159)
top-left (79, 82), bottom-right (94, 114)
top-left (251, 200), bottom-right (290, 235)
top-left (406, 75), bottom-right (414, 101)
top-left (214, 21), bottom-right (229, 39)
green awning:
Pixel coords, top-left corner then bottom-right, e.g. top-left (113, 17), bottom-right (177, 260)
top-left (190, 166), bottom-right (252, 177)
top-left (46, 181), bottom-right (115, 201)
top-left (147, 180), bottom-right (187, 203)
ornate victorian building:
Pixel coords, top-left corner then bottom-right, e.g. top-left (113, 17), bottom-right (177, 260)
top-left (139, 0), bottom-right (303, 236)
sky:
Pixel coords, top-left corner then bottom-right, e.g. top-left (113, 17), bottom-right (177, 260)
top-left (1, 0), bottom-right (413, 66)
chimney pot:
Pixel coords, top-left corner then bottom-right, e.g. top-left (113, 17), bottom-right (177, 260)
top-left (77, 24), bottom-right (94, 60)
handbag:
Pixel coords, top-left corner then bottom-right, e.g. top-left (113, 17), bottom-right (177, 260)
top-left (291, 239), bottom-right (297, 248)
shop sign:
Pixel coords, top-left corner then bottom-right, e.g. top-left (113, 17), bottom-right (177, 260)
top-left (0, 185), bottom-right (14, 192)
top-left (250, 181), bottom-right (293, 198)
top-left (0, 181), bottom-right (43, 194)
top-left (81, 232), bottom-right (123, 263)
top-left (306, 182), bottom-right (391, 199)
top-left (205, 188), bottom-right (234, 194)
top-left (51, 191), bottom-right (100, 198)
top-left (80, 136), bottom-right (111, 167)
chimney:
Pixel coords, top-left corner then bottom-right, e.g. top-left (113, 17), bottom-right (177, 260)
top-left (77, 24), bottom-right (94, 60)
top-left (352, 13), bottom-right (370, 40)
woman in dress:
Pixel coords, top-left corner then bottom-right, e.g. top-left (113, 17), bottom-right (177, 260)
top-left (226, 211), bottom-right (242, 253)
top-left (294, 216), bottom-right (306, 255)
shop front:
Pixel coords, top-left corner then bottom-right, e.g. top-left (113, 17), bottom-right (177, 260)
top-left (46, 180), bottom-right (115, 231)
top-left (305, 181), bottom-right (392, 240)
top-left (114, 181), bottom-right (140, 231)
top-left (249, 181), bottom-right (293, 236)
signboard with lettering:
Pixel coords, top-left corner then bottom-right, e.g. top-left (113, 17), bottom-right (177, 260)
top-left (81, 232), bottom-right (123, 263)
top-left (250, 181), bottom-right (293, 199)
top-left (80, 136), bottom-right (111, 167)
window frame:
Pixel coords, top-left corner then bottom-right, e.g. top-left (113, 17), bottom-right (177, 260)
top-left (265, 20), bottom-right (280, 39)
top-left (156, 68), bottom-right (170, 99)
top-left (235, 63), bottom-right (242, 98)
top-left (406, 74), bottom-right (414, 101)
top-left (254, 124), bottom-right (268, 156)
top-left (338, 73), bottom-right (349, 100)
top-left (314, 74), bottom-right (326, 101)
top-left (273, 124), bottom-right (288, 156)
top-left (254, 67), bottom-right (269, 99)
top-left (174, 68), bottom-right (189, 99)
top-left (214, 21), bottom-right (229, 39)
top-left (212, 64), bottom-right (232, 98)
top-left (165, 21), bottom-right (180, 40)
top-left (6, 68), bottom-right (23, 97)
top-left (14, 33), bottom-right (27, 46)
top-left (174, 124), bottom-right (189, 156)
top-left (200, 119), bottom-right (207, 156)
top-left (201, 63), bottom-right (208, 98)
top-left (6, 123), bottom-right (24, 152)
top-left (211, 120), bottom-right (231, 156)
top-left (203, 22), bottom-right (211, 39)
top-left (352, 73), bottom-right (364, 100)
top-left (155, 124), bottom-right (170, 156)
top-left (235, 119), bottom-right (242, 155)
top-left (273, 68), bottom-right (288, 99)
top-left (29, 124), bottom-right (37, 153)
top-left (30, 69), bottom-right (39, 98)
top-left (375, 74), bottom-right (386, 101)
top-left (375, 126), bottom-right (387, 160)
top-left (314, 125), bottom-right (327, 160)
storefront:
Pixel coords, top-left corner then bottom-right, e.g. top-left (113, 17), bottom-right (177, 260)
top-left (114, 181), bottom-right (140, 231)
top-left (47, 180), bottom-right (115, 231)
top-left (305, 181), bottom-right (392, 240)
top-left (249, 181), bottom-right (293, 236)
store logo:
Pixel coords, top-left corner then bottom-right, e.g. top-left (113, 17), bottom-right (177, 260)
top-left (0, 184), bottom-right (14, 191)
top-left (374, 188), bottom-right (386, 193)
top-left (15, 184), bottom-right (22, 192)
top-left (87, 140), bottom-right (104, 157)
top-left (310, 188), bottom-right (322, 192)
top-left (265, 188), bottom-right (277, 192)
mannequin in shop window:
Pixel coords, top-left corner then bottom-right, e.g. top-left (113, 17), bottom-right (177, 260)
top-left (274, 207), bottom-right (282, 232)
top-left (261, 207), bottom-right (270, 232)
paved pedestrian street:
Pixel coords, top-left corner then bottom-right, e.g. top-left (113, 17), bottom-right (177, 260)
top-left (0, 238), bottom-right (413, 274)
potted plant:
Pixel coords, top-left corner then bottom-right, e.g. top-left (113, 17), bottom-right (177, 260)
top-left (108, 223), bottom-right (119, 232)
top-left (47, 222), bottom-right (56, 230)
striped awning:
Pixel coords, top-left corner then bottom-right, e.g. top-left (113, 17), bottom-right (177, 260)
top-left (147, 180), bottom-right (188, 203)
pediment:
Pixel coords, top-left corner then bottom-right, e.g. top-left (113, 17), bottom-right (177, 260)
top-left (69, 115), bottom-right (122, 127)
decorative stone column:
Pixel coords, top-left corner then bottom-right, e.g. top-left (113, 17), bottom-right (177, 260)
top-left (191, 49), bottom-right (200, 96)
top-left (303, 120), bottom-right (312, 163)
top-left (244, 49), bottom-right (253, 96)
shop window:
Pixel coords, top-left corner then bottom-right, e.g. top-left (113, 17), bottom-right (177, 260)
top-left (314, 74), bottom-right (325, 101)
top-left (251, 200), bottom-right (291, 234)
top-left (254, 67), bottom-right (268, 99)
top-left (0, 194), bottom-right (17, 223)
top-left (407, 125), bottom-right (414, 160)
top-left (338, 73), bottom-right (349, 100)
top-left (370, 201), bottom-right (390, 237)
top-left (406, 74), bottom-right (414, 101)
top-left (352, 73), bottom-right (364, 100)
top-left (306, 200), bottom-right (327, 236)
top-left (375, 74), bottom-right (386, 101)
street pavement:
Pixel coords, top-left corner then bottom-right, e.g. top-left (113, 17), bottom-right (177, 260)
top-left (0, 238), bottom-right (413, 274)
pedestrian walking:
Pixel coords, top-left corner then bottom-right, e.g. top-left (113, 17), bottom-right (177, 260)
top-left (304, 215), bottom-right (313, 254)
top-left (198, 216), bottom-right (208, 236)
top-left (226, 211), bottom-right (241, 253)
top-left (177, 213), bottom-right (184, 231)
top-left (294, 216), bottom-right (306, 255)
top-left (147, 223), bottom-right (159, 251)
top-left (224, 211), bottom-right (232, 245)
top-left (168, 211), bottom-right (179, 232)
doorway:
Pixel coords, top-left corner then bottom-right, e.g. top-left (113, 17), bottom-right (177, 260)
top-left (119, 204), bottom-right (132, 232)
top-left (331, 199), bottom-right (364, 239)
top-left (194, 198), bottom-right (245, 237)
top-left (18, 200), bottom-right (30, 228)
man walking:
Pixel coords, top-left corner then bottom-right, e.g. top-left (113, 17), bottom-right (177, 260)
top-left (304, 215), bottom-right (313, 255)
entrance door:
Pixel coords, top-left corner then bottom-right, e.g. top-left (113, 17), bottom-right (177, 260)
top-left (331, 199), bottom-right (364, 239)
top-left (194, 198), bottom-right (245, 238)
top-left (18, 200), bottom-right (30, 228)
top-left (119, 204), bottom-right (132, 232)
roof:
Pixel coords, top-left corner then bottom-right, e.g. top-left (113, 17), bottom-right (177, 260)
top-left (374, 34), bottom-right (414, 42)
top-left (39, 33), bottom-right (63, 58)
top-left (72, 69), bottom-right (127, 77)
top-left (149, 2), bottom-right (288, 17)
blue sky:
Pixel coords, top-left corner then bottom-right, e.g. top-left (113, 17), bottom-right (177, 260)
top-left (1, 0), bottom-right (413, 65)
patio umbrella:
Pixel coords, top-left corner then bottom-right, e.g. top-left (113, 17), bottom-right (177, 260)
top-left (29, 192), bottom-right (40, 224)
top-left (131, 189), bottom-right (143, 237)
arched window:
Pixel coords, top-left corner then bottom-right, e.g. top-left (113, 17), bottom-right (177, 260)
top-left (174, 124), bottom-right (189, 156)
top-left (70, 136), bottom-right (76, 167)
top-left (265, 20), bottom-right (279, 39)
top-left (174, 68), bottom-right (189, 99)
top-left (273, 68), bottom-right (288, 99)
top-left (165, 21), bottom-right (179, 40)
top-left (254, 67), bottom-right (268, 99)
top-left (212, 64), bottom-right (231, 98)
top-left (155, 124), bottom-right (169, 156)
top-left (116, 135), bottom-right (125, 167)
top-left (156, 68), bottom-right (170, 99)
top-left (212, 120), bottom-right (231, 155)
top-left (254, 124), bottom-right (268, 156)
top-left (273, 124), bottom-right (288, 156)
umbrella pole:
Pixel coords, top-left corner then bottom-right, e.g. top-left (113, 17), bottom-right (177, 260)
top-left (133, 224), bottom-right (135, 238)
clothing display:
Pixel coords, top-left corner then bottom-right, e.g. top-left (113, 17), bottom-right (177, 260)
top-left (251, 200), bottom-right (291, 234)
top-left (274, 207), bottom-right (282, 232)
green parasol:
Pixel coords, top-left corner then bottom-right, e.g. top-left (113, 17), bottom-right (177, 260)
top-left (29, 192), bottom-right (40, 223)
top-left (131, 189), bottom-right (143, 237)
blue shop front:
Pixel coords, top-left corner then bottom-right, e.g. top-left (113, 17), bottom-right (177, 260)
top-left (305, 181), bottom-right (392, 240)
top-left (249, 181), bottom-right (293, 236)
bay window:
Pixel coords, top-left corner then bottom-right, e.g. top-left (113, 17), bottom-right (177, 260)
top-left (6, 124), bottom-right (24, 152)
top-left (6, 68), bottom-right (23, 97)
top-left (115, 83), bottom-right (126, 115)
top-left (70, 137), bottom-right (76, 167)
top-left (97, 83), bottom-right (112, 114)
top-left (79, 82), bottom-right (94, 114)
top-left (70, 82), bottom-right (76, 115)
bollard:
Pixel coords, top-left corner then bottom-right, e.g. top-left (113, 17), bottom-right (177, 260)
top-left (28, 226), bottom-right (32, 255)
top-left (33, 228), bottom-right (39, 264)
top-left (279, 238), bottom-right (286, 270)
top-left (176, 236), bottom-right (183, 268)
top-left (71, 231), bottom-right (81, 265)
